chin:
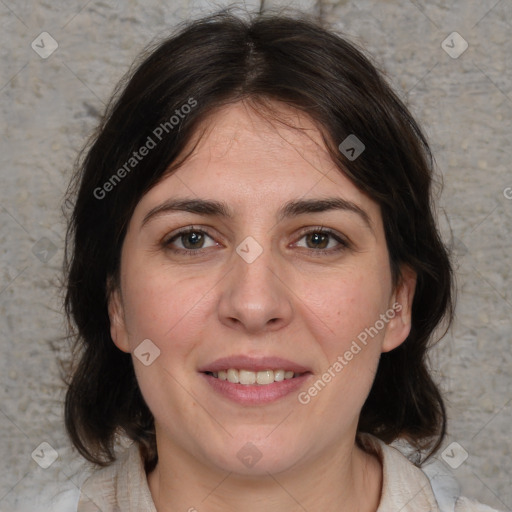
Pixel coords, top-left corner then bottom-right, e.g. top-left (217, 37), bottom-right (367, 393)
top-left (204, 435), bottom-right (303, 476)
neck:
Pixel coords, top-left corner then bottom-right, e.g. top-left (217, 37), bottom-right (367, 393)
top-left (147, 434), bottom-right (382, 512)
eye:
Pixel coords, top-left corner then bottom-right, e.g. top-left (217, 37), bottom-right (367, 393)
top-left (162, 226), bottom-right (349, 256)
top-left (164, 228), bottom-right (218, 253)
top-left (294, 228), bottom-right (349, 253)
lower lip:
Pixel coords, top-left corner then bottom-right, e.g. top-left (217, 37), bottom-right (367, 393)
top-left (200, 372), bottom-right (311, 405)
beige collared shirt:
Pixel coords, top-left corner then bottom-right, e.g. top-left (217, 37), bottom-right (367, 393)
top-left (74, 434), bottom-right (502, 512)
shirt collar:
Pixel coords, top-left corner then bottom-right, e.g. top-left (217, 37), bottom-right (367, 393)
top-left (358, 433), bottom-right (441, 512)
top-left (79, 434), bottom-right (440, 512)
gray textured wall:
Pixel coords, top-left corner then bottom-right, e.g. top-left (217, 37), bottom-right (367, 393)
top-left (0, 0), bottom-right (511, 510)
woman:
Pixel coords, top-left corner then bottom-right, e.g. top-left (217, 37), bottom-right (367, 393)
top-left (60, 8), bottom-right (502, 512)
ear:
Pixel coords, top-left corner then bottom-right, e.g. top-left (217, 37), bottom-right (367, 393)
top-left (107, 275), bottom-right (131, 353)
top-left (381, 265), bottom-right (417, 353)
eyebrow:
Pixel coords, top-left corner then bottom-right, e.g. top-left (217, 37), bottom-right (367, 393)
top-left (141, 197), bottom-right (374, 233)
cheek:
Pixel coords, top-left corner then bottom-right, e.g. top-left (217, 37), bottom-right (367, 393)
top-left (120, 269), bottom-right (215, 420)
top-left (121, 263), bottom-right (216, 351)
top-left (293, 269), bottom-right (391, 428)
top-left (298, 266), bottom-right (391, 350)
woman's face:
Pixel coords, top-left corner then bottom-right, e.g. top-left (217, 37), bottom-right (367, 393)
top-left (108, 100), bottom-right (415, 476)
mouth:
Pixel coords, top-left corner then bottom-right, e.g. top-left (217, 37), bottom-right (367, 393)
top-left (199, 356), bottom-right (312, 405)
top-left (203, 369), bottom-right (307, 385)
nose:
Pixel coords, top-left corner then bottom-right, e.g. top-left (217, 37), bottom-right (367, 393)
top-left (217, 244), bottom-right (294, 334)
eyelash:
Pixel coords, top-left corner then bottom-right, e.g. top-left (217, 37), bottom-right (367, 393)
top-left (162, 225), bottom-right (350, 257)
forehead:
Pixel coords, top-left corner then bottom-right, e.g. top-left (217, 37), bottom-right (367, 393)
top-left (197, 100), bottom-right (328, 158)
top-left (136, 100), bottom-right (378, 219)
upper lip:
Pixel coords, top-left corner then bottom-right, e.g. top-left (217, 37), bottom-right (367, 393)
top-left (198, 355), bottom-right (311, 373)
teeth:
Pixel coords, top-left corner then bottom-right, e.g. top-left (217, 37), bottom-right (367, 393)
top-left (227, 368), bottom-right (239, 383)
top-left (210, 369), bottom-right (299, 385)
top-left (256, 370), bottom-right (273, 385)
top-left (274, 369), bottom-right (285, 382)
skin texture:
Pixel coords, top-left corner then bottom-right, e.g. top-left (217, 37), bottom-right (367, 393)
top-left (108, 100), bottom-right (417, 512)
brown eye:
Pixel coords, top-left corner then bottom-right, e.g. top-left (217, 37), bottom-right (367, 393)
top-left (305, 232), bottom-right (329, 249)
top-left (164, 229), bottom-right (217, 252)
top-left (181, 231), bottom-right (205, 249)
top-left (294, 228), bottom-right (349, 254)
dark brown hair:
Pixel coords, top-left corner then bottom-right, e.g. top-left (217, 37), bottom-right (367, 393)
top-left (63, 8), bottom-right (454, 473)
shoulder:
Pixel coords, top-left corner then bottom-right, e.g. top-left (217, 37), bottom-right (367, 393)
top-left (77, 441), bottom-right (157, 512)
top-left (359, 433), bottom-right (441, 510)
top-left (421, 453), bottom-right (504, 512)
top-left (29, 443), bottom-right (136, 512)
top-left (454, 496), bottom-right (506, 512)
top-left (358, 433), bottom-right (504, 512)
top-left (15, 482), bottom-right (82, 512)
top-left (44, 487), bottom-right (81, 512)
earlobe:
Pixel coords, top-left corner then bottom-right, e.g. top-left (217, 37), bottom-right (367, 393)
top-left (107, 277), bottom-right (131, 353)
top-left (381, 265), bottom-right (417, 353)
